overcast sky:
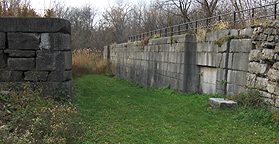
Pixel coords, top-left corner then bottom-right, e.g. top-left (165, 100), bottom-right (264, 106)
top-left (30, 0), bottom-right (149, 14)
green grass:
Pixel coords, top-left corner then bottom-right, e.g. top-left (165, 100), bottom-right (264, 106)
top-left (74, 75), bottom-right (279, 143)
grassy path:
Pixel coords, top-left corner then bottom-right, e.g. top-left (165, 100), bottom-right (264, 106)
top-left (74, 75), bottom-right (279, 143)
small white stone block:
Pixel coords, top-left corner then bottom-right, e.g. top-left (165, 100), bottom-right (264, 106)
top-left (209, 98), bottom-right (238, 108)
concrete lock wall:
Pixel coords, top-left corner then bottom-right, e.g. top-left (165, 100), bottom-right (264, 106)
top-left (107, 20), bottom-right (279, 109)
top-left (0, 18), bottom-right (73, 100)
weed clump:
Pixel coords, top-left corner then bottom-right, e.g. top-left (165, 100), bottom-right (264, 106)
top-left (231, 90), bottom-right (264, 108)
top-left (0, 84), bottom-right (84, 143)
top-left (152, 34), bottom-right (162, 39)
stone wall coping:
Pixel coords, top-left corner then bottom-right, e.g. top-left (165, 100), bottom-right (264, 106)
top-left (0, 18), bottom-right (71, 34)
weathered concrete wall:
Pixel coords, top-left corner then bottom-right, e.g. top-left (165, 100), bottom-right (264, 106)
top-left (0, 18), bottom-right (72, 100)
top-left (110, 35), bottom-right (198, 91)
top-left (108, 20), bottom-right (279, 109)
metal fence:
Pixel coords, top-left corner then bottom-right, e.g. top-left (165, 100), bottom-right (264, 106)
top-left (129, 2), bottom-right (278, 42)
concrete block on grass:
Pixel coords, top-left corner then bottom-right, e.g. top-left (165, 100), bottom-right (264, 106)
top-left (209, 98), bottom-right (238, 108)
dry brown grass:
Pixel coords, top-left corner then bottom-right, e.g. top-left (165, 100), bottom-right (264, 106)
top-left (196, 28), bottom-right (208, 42)
top-left (211, 20), bottom-right (230, 31)
top-left (72, 49), bottom-right (111, 78)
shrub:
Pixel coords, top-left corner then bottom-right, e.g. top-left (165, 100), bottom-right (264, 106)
top-left (231, 90), bottom-right (264, 108)
top-left (0, 2), bottom-right (39, 18)
top-left (0, 84), bottom-right (84, 143)
top-left (72, 49), bottom-right (111, 78)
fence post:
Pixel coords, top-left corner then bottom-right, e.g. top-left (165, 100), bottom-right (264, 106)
top-left (252, 8), bottom-right (254, 18)
top-left (195, 21), bottom-right (198, 33)
top-left (233, 11), bottom-right (236, 28)
top-left (171, 26), bottom-right (174, 36)
top-left (178, 25), bottom-right (181, 35)
top-left (275, 3), bottom-right (277, 19)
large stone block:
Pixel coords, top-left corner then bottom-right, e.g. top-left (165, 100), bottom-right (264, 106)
top-left (217, 53), bottom-right (227, 68)
top-left (267, 68), bottom-right (279, 81)
top-left (239, 28), bottom-right (253, 37)
top-left (173, 35), bottom-right (186, 43)
top-left (8, 58), bottom-right (35, 70)
top-left (4, 50), bottom-right (35, 58)
top-left (0, 71), bottom-right (23, 82)
top-left (216, 81), bottom-right (226, 93)
top-left (0, 32), bottom-right (5, 49)
top-left (24, 71), bottom-right (49, 82)
top-left (230, 39), bottom-right (252, 53)
top-left (249, 49), bottom-right (262, 62)
top-left (40, 33), bottom-right (71, 51)
top-left (206, 31), bottom-right (218, 42)
top-left (246, 73), bottom-right (256, 87)
top-left (261, 49), bottom-right (275, 61)
top-left (255, 77), bottom-right (268, 90)
top-left (226, 84), bottom-right (245, 95)
top-left (216, 68), bottom-right (226, 81)
top-left (228, 53), bottom-right (249, 71)
top-left (248, 62), bottom-right (268, 75)
top-left (48, 70), bottom-right (72, 82)
top-left (218, 41), bottom-right (229, 52)
top-left (36, 51), bottom-right (57, 70)
top-left (36, 51), bottom-right (72, 71)
top-left (218, 29), bottom-right (230, 39)
top-left (267, 82), bottom-right (279, 95)
top-left (197, 52), bottom-right (217, 67)
top-left (184, 34), bottom-right (196, 43)
top-left (259, 90), bottom-right (272, 99)
top-left (197, 42), bottom-right (216, 52)
top-left (0, 51), bottom-right (7, 68)
top-left (230, 29), bottom-right (239, 37)
top-left (227, 70), bottom-right (247, 86)
top-left (8, 33), bottom-right (40, 50)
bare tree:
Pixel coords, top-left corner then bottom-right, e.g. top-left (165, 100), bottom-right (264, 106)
top-left (102, 1), bottom-right (131, 43)
top-left (196, 0), bottom-right (219, 18)
top-left (162, 0), bottom-right (193, 22)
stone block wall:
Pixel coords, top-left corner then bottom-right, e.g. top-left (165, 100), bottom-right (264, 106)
top-left (0, 18), bottom-right (72, 100)
top-left (110, 35), bottom-right (198, 92)
top-left (247, 20), bottom-right (279, 107)
top-left (196, 29), bottom-right (252, 95)
top-left (108, 20), bottom-right (279, 109)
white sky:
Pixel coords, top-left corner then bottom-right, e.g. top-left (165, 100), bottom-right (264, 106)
top-left (30, 0), bottom-right (149, 14)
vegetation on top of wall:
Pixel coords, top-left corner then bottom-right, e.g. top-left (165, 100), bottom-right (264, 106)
top-left (151, 34), bottom-right (162, 39)
top-left (215, 35), bottom-right (233, 47)
top-left (141, 36), bottom-right (151, 47)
